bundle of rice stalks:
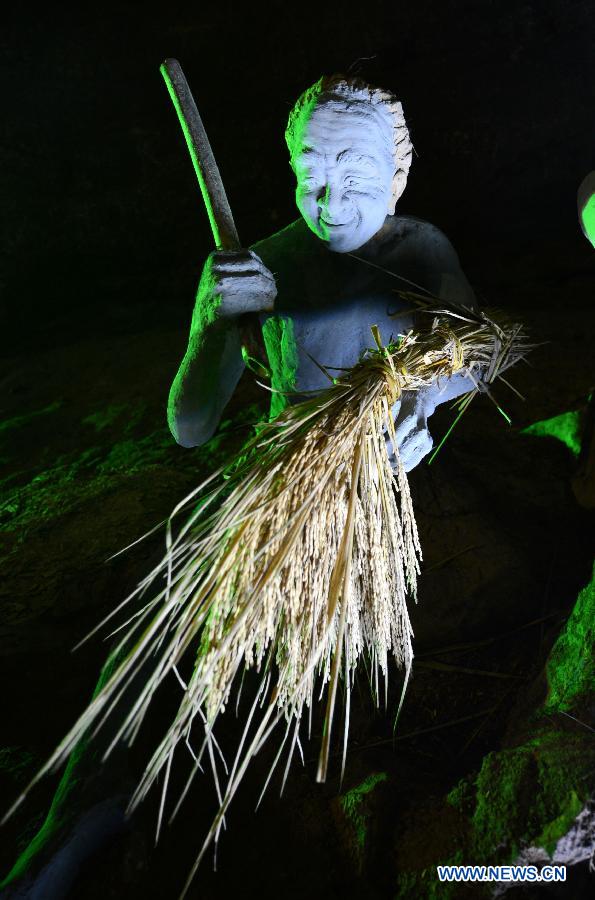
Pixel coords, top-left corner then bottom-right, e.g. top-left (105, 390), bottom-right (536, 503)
top-left (7, 301), bottom-right (532, 897)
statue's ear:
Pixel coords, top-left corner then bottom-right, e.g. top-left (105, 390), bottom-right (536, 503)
top-left (389, 169), bottom-right (408, 213)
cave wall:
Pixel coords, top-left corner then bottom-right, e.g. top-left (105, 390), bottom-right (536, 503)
top-left (1, 0), bottom-right (594, 353)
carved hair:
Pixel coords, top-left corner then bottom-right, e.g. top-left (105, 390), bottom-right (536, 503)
top-left (286, 74), bottom-right (413, 211)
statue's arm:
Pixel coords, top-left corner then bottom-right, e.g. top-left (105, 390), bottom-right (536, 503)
top-left (167, 250), bottom-right (276, 447)
top-left (167, 310), bottom-right (244, 448)
top-left (385, 220), bottom-right (481, 472)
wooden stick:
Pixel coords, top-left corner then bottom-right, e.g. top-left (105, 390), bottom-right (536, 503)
top-left (160, 57), bottom-right (240, 252)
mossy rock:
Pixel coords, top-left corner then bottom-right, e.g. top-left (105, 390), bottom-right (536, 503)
top-left (472, 730), bottom-right (593, 860)
top-left (335, 771), bottom-right (389, 872)
top-left (545, 561), bottom-right (595, 712)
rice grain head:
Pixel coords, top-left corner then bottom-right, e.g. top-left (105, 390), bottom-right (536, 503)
top-left (7, 304), bottom-right (532, 898)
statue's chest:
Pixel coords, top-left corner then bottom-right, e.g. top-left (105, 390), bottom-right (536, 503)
top-left (260, 293), bottom-right (414, 399)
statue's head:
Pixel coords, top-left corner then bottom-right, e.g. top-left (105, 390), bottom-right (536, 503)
top-left (286, 75), bottom-right (413, 252)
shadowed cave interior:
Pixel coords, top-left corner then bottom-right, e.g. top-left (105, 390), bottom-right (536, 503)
top-left (0, 3), bottom-right (594, 898)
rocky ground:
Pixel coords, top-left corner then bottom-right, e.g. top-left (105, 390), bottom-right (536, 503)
top-left (0, 244), bottom-right (593, 898)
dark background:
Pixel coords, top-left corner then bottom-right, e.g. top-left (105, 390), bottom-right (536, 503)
top-left (2, 0), bottom-right (594, 355)
top-left (1, 3), bottom-right (594, 898)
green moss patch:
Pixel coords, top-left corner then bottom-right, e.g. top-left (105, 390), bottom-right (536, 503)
top-left (339, 772), bottom-right (387, 869)
top-left (545, 561), bottom-right (595, 711)
top-left (472, 731), bottom-right (594, 860)
top-left (0, 402), bottom-right (63, 436)
top-left (522, 410), bottom-right (582, 457)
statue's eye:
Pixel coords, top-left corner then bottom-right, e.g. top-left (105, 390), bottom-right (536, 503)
top-left (298, 177), bottom-right (318, 192)
top-left (344, 177), bottom-right (359, 189)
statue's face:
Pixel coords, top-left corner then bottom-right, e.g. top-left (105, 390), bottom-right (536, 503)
top-left (293, 102), bottom-right (394, 253)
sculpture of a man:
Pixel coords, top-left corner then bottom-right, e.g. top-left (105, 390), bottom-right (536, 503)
top-left (1, 75), bottom-right (479, 899)
top-left (168, 75), bottom-right (478, 471)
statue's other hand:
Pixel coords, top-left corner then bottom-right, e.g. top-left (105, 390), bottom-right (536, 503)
top-left (385, 392), bottom-right (434, 474)
top-left (197, 249), bottom-right (277, 321)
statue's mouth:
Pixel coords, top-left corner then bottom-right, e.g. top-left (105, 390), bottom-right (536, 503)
top-left (320, 217), bottom-right (354, 229)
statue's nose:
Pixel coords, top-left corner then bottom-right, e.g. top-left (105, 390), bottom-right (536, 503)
top-left (317, 184), bottom-right (348, 221)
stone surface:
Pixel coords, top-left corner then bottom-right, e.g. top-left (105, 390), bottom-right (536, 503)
top-left (0, 296), bottom-right (593, 897)
top-left (1, 5), bottom-right (594, 894)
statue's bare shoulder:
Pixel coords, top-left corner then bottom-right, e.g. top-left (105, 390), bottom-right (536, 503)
top-left (251, 215), bottom-right (475, 310)
top-left (253, 215), bottom-right (461, 270)
top-left (363, 214), bottom-right (464, 270)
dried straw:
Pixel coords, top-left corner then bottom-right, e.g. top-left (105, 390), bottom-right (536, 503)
top-left (6, 301), bottom-right (531, 897)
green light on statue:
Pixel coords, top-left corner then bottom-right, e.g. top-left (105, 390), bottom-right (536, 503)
top-left (581, 194), bottom-right (595, 248)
